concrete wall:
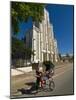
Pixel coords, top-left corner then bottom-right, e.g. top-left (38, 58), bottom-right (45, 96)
top-left (11, 66), bottom-right (32, 76)
top-left (11, 66), bottom-right (43, 76)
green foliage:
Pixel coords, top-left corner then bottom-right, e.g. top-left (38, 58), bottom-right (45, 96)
top-left (58, 53), bottom-right (62, 60)
top-left (66, 53), bottom-right (70, 58)
top-left (12, 37), bottom-right (26, 59)
top-left (66, 53), bottom-right (73, 62)
top-left (11, 2), bottom-right (45, 33)
top-left (12, 37), bottom-right (34, 60)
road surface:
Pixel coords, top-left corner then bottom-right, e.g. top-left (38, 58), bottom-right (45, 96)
top-left (11, 63), bottom-right (74, 98)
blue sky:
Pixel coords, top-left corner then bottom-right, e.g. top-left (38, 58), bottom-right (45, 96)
top-left (15, 4), bottom-right (74, 55)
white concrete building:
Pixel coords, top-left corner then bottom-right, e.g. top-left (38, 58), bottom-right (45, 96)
top-left (25, 8), bottom-right (58, 63)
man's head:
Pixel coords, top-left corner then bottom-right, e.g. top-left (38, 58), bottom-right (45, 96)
top-left (36, 66), bottom-right (39, 71)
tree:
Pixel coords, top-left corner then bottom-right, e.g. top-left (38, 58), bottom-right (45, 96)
top-left (11, 2), bottom-right (45, 33)
top-left (66, 53), bottom-right (70, 58)
top-left (12, 37), bottom-right (35, 67)
top-left (58, 53), bottom-right (62, 61)
top-left (66, 53), bottom-right (73, 62)
top-left (12, 37), bottom-right (26, 59)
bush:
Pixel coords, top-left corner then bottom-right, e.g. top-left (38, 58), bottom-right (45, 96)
top-left (43, 61), bottom-right (55, 71)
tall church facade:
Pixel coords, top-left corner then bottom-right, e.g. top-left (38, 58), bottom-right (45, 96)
top-left (25, 8), bottom-right (58, 63)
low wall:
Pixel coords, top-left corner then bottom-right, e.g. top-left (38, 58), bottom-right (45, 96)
top-left (11, 66), bottom-right (32, 76)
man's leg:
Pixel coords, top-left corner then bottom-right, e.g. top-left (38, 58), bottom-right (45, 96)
top-left (35, 79), bottom-right (39, 91)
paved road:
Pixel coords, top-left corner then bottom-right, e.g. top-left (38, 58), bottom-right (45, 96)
top-left (11, 63), bottom-right (74, 98)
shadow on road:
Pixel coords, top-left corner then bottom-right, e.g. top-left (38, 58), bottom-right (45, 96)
top-left (17, 88), bottom-right (35, 95)
top-left (17, 82), bottom-right (37, 95)
top-left (17, 81), bottom-right (54, 95)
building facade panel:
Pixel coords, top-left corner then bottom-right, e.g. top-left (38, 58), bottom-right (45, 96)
top-left (25, 8), bottom-right (58, 63)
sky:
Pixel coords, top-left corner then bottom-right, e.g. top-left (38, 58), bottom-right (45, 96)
top-left (15, 4), bottom-right (74, 55)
